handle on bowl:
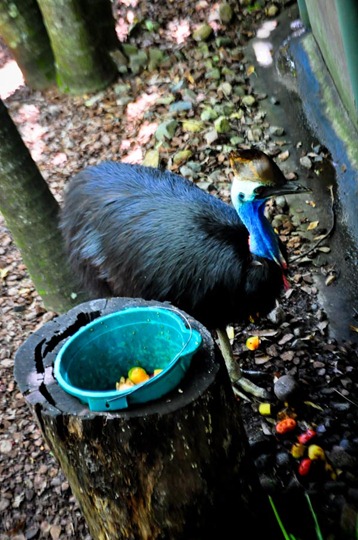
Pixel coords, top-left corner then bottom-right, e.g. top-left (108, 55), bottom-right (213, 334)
top-left (87, 395), bottom-right (129, 411)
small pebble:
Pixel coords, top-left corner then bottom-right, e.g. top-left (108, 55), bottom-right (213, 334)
top-left (274, 374), bottom-right (300, 402)
top-left (276, 451), bottom-right (290, 467)
top-left (300, 156), bottom-right (312, 169)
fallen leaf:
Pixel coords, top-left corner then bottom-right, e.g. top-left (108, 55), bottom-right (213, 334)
top-left (0, 439), bottom-right (12, 453)
top-left (142, 149), bottom-right (160, 167)
top-left (254, 354), bottom-right (270, 365)
top-left (301, 285), bottom-right (312, 294)
top-left (204, 129), bottom-right (219, 144)
top-left (256, 329), bottom-right (278, 337)
top-left (317, 321), bottom-right (329, 332)
top-left (173, 149), bottom-right (192, 165)
top-left (0, 267), bottom-right (10, 280)
top-left (280, 351), bottom-right (295, 362)
top-left (297, 256), bottom-right (313, 264)
top-left (278, 333), bottom-right (294, 345)
top-left (278, 150), bottom-right (289, 161)
top-left (13, 492), bottom-right (25, 508)
top-left (325, 274), bottom-right (336, 286)
top-left (303, 401), bottom-right (324, 411)
top-left (184, 71), bottom-right (195, 84)
top-left (50, 525), bottom-right (62, 540)
top-left (182, 119), bottom-right (205, 132)
top-left (307, 220), bottom-right (319, 230)
top-left (226, 325), bottom-right (235, 340)
top-left (246, 65), bottom-right (255, 76)
top-left (261, 421), bottom-right (273, 436)
top-left (305, 200), bottom-right (316, 207)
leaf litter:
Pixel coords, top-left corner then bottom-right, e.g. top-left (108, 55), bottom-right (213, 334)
top-left (0, 1), bottom-right (357, 539)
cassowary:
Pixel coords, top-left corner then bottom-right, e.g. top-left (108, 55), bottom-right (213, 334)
top-left (60, 149), bottom-right (308, 395)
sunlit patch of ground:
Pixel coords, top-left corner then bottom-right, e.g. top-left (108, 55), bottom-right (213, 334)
top-left (13, 104), bottom-right (47, 162)
top-left (0, 60), bottom-right (24, 99)
top-left (125, 91), bottom-right (159, 121)
top-left (166, 19), bottom-right (191, 44)
top-left (253, 20), bottom-right (278, 67)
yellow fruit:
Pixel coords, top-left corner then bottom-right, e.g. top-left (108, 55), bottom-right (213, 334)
top-left (308, 444), bottom-right (326, 461)
top-left (128, 366), bottom-right (150, 384)
top-left (258, 403), bottom-right (271, 416)
top-left (246, 336), bottom-right (260, 350)
top-left (116, 377), bottom-right (134, 391)
top-left (153, 369), bottom-right (163, 376)
top-left (291, 443), bottom-right (306, 459)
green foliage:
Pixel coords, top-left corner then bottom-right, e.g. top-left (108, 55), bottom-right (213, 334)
top-left (269, 494), bottom-right (324, 540)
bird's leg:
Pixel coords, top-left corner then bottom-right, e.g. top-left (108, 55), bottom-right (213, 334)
top-left (216, 327), bottom-right (241, 382)
top-left (216, 327), bottom-right (269, 399)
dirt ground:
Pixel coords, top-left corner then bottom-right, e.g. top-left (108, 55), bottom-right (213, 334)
top-left (1, 1), bottom-right (357, 539)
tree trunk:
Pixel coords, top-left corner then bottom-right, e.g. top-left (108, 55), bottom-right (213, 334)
top-left (0, 0), bottom-right (55, 89)
top-left (0, 99), bottom-right (89, 313)
top-left (37, 0), bottom-right (118, 95)
top-left (14, 298), bottom-right (279, 540)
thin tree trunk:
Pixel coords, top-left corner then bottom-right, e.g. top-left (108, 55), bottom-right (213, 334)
top-left (37, 0), bottom-right (118, 95)
top-left (0, 99), bottom-right (89, 313)
top-left (0, 0), bottom-right (55, 90)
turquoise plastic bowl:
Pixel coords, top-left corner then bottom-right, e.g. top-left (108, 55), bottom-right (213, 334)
top-left (54, 306), bottom-right (202, 411)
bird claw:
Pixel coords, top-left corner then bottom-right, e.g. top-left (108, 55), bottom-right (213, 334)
top-left (234, 376), bottom-right (270, 400)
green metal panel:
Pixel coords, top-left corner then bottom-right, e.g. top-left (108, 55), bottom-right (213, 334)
top-left (301, 0), bottom-right (357, 130)
top-left (297, 0), bottom-right (310, 28)
top-left (335, 0), bottom-right (358, 118)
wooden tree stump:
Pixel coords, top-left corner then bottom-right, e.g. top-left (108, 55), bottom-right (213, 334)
top-left (15, 298), bottom-right (276, 539)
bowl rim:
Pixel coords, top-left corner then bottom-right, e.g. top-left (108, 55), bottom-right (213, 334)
top-left (53, 306), bottom-right (202, 401)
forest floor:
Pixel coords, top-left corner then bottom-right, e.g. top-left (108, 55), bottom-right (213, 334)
top-left (1, 1), bottom-right (358, 539)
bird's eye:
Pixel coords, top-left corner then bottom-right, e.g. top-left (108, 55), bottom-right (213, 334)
top-left (238, 192), bottom-right (245, 201)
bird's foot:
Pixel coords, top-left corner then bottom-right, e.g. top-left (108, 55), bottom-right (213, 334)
top-left (234, 376), bottom-right (269, 400)
top-left (216, 327), bottom-right (270, 400)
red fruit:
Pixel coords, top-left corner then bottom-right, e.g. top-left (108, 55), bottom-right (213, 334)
top-left (298, 429), bottom-right (316, 445)
top-left (298, 458), bottom-right (312, 476)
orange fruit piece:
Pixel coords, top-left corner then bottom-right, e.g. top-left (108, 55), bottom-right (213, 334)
top-left (275, 417), bottom-right (297, 434)
top-left (128, 366), bottom-right (150, 384)
top-left (246, 335), bottom-right (260, 350)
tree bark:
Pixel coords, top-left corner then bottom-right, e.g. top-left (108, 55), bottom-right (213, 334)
top-left (37, 0), bottom-right (118, 95)
top-left (0, 0), bottom-right (55, 89)
top-left (0, 99), bottom-right (89, 313)
top-left (14, 298), bottom-right (278, 540)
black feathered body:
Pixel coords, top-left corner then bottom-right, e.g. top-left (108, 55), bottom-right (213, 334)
top-left (60, 162), bottom-right (285, 329)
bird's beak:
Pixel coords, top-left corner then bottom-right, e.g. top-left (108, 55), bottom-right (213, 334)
top-left (256, 180), bottom-right (311, 199)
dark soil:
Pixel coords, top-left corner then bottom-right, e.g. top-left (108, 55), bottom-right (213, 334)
top-left (0, 1), bottom-right (357, 539)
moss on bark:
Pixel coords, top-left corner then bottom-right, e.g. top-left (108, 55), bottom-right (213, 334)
top-left (0, 99), bottom-right (89, 313)
top-left (37, 0), bottom-right (118, 94)
top-left (0, 0), bottom-right (55, 89)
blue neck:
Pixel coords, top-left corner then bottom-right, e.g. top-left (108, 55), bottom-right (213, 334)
top-left (237, 200), bottom-right (286, 267)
